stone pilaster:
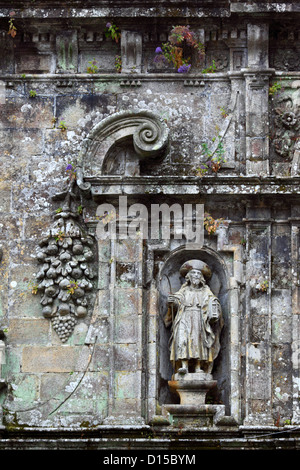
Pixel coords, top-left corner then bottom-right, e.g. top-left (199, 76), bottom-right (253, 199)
top-left (244, 23), bottom-right (272, 176)
top-left (243, 207), bottom-right (273, 425)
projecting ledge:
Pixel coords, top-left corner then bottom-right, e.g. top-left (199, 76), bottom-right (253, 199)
top-left (86, 175), bottom-right (300, 198)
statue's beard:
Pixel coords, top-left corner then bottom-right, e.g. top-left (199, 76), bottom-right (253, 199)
top-left (184, 275), bottom-right (206, 288)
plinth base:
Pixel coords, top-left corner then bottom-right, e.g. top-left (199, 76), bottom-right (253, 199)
top-left (162, 404), bottom-right (226, 428)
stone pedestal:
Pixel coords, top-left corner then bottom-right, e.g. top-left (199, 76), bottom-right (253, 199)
top-left (162, 372), bottom-right (230, 428)
top-left (168, 372), bottom-right (217, 405)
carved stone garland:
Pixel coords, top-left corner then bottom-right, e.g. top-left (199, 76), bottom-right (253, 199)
top-left (272, 95), bottom-right (300, 160)
top-left (35, 174), bottom-right (95, 342)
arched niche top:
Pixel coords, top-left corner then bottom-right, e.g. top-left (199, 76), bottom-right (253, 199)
top-left (76, 109), bottom-right (170, 190)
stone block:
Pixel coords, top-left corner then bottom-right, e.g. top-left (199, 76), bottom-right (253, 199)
top-left (247, 23), bottom-right (269, 68)
top-left (116, 262), bottom-right (136, 287)
top-left (24, 215), bottom-right (53, 240)
top-left (0, 97), bottom-right (54, 130)
top-left (114, 371), bottom-right (141, 399)
top-left (8, 318), bottom-right (49, 345)
top-left (0, 128), bottom-right (43, 159)
top-left (114, 344), bottom-right (139, 371)
top-left (114, 314), bottom-right (138, 344)
top-left (272, 313), bottom-right (292, 344)
top-left (97, 239), bottom-right (111, 262)
top-left (52, 373), bottom-right (109, 415)
top-left (40, 372), bottom-right (71, 401)
top-left (116, 238), bottom-right (142, 262)
top-left (16, 53), bottom-right (53, 74)
top-left (12, 374), bottom-right (39, 403)
top-left (112, 398), bottom-right (142, 419)
top-left (72, 322), bottom-right (89, 346)
top-left (22, 345), bottom-right (90, 373)
top-left (249, 368), bottom-right (269, 400)
top-left (2, 348), bottom-right (21, 376)
top-left (250, 313), bottom-right (269, 342)
top-left (90, 345), bottom-right (110, 371)
top-left (114, 287), bottom-right (143, 315)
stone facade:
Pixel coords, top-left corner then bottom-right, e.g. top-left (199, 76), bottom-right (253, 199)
top-left (1, 0), bottom-right (300, 450)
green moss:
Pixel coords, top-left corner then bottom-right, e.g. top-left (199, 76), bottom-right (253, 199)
top-left (3, 411), bottom-right (27, 431)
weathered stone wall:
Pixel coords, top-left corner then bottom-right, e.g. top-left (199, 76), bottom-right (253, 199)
top-left (0, 0), bottom-right (300, 449)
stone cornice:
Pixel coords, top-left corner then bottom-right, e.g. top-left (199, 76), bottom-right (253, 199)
top-left (0, 1), bottom-right (299, 19)
top-left (85, 175), bottom-right (300, 198)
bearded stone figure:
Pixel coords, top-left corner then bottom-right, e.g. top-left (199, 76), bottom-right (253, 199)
top-left (164, 260), bottom-right (224, 376)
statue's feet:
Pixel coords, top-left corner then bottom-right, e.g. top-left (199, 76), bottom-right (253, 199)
top-left (178, 367), bottom-right (188, 375)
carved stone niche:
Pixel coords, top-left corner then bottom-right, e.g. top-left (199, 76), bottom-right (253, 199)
top-left (76, 109), bottom-right (170, 191)
top-left (157, 245), bottom-right (237, 427)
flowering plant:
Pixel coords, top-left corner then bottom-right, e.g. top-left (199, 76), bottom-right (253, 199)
top-left (66, 163), bottom-right (76, 181)
top-left (154, 25), bottom-right (204, 73)
top-left (258, 279), bottom-right (269, 292)
top-left (105, 22), bottom-right (121, 43)
top-left (87, 59), bottom-right (99, 74)
top-left (204, 213), bottom-right (224, 235)
top-left (67, 280), bottom-right (80, 295)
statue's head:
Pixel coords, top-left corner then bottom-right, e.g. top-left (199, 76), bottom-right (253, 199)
top-left (179, 259), bottom-right (212, 283)
top-left (185, 268), bottom-right (206, 287)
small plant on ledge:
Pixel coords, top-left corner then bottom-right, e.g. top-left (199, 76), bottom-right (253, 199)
top-left (204, 213), bottom-right (224, 235)
top-left (58, 120), bottom-right (67, 131)
top-left (115, 55), bottom-right (122, 73)
top-left (258, 279), bottom-right (269, 292)
top-left (269, 81), bottom-right (282, 97)
top-left (105, 22), bottom-right (121, 43)
top-left (153, 25), bottom-right (205, 73)
top-left (201, 60), bottom-right (217, 74)
top-left (8, 12), bottom-right (17, 38)
top-left (54, 230), bottom-right (65, 242)
top-left (67, 280), bottom-right (80, 295)
top-left (27, 279), bottom-right (39, 295)
top-left (87, 59), bottom-right (99, 74)
top-left (195, 136), bottom-right (226, 176)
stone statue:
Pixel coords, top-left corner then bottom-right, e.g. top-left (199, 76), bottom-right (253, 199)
top-left (164, 260), bottom-right (223, 376)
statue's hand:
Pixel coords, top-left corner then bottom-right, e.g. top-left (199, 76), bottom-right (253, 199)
top-left (209, 311), bottom-right (219, 323)
top-left (168, 294), bottom-right (177, 304)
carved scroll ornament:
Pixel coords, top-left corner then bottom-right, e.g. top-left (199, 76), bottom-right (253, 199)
top-left (76, 109), bottom-right (170, 191)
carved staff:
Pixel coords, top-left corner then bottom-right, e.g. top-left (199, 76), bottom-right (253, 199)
top-left (163, 273), bottom-right (176, 371)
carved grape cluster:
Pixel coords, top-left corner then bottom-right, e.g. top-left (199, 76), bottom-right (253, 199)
top-left (35, 213), bottom-right (95, 342)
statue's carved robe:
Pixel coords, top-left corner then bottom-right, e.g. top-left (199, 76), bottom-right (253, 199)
top-left (165, 284), bottom-right (223, 365)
